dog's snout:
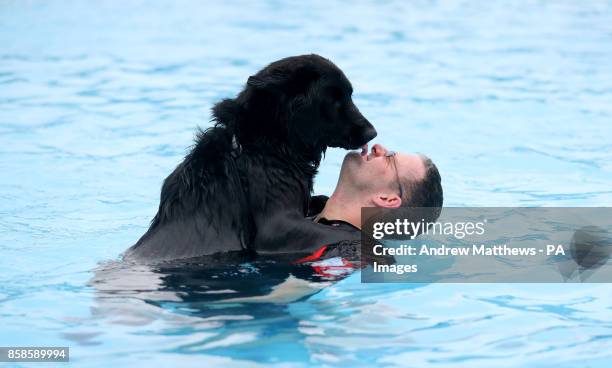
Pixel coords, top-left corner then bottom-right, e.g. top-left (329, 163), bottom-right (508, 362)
top-left (351, 104), bottom-right (377, 143)
top-left (363, 126), bottom-right (377, 143)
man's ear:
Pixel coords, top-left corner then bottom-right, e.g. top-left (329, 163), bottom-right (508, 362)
top-left (371, 193), bottom-right (402, 208)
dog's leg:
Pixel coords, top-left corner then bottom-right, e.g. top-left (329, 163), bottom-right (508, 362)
top-left (306, 195), bottom-right (329, 217)
top-left (253, 211), bottom-right (359, 254)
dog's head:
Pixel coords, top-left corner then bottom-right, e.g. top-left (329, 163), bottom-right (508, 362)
top-left (220, 54), bottom-right (376, 154)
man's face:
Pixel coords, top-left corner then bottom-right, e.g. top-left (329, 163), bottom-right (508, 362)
top-left (336, 143), bottom-right (426, 200)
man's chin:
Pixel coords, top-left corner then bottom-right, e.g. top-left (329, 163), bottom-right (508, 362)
top-left (339, 151), bottom-right (364, 178)
top-left (336, 152), bottom-right (367, 195)
top-left (343, 151), bottom-right (364, 166)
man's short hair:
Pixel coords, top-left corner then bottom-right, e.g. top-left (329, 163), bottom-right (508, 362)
top-left (363, 155), bottom-right (443, 242)
top-left (401, 155), bottom-right (443, 222)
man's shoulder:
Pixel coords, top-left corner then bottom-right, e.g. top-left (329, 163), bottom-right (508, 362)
top-left (294, 215), bottom-right (361, 265)
top-left (303, 214), bottom-right (395, 267)
top-left (309, 216), bottom-right (360, 233)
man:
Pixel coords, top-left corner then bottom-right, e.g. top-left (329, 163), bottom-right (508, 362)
top-left (293, 143), bottom-right (443, 277)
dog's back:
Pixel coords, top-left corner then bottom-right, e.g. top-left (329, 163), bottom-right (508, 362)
top-left (124, 125), bottom-right (253, 262)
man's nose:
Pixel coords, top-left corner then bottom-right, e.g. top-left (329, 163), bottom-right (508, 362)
top-left (371, 144), bottom-right (387, 157)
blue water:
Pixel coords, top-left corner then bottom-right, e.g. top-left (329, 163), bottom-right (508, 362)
top-left (2, 0), bottom-right (612, 366)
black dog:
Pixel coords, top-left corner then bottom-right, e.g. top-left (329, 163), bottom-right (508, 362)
top-left (124, 54), bottom-right (376, 262)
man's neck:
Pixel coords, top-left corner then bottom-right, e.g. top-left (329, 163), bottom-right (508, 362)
top-left (315, 193), bottom-right (362, 229)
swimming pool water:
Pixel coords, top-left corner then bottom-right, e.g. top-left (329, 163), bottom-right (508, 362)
top-left (1, 0), bottom-right (612, 366)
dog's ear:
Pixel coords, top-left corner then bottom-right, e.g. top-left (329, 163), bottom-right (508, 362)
top-left (212, 98), bottom-right (241, 127)
top-left (247, 72), bottom-right (289, 93)
top-left (247, 67), bottom-right (319, 96)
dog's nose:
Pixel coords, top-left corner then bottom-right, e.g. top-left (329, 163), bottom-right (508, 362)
top-left (363, 126), bottom-right (377, 143)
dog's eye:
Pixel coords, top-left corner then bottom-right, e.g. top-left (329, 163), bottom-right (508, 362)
top-left (334, 100), bottom-right (342, 109)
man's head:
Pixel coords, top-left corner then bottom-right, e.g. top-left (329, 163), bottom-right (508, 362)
top-left (332, 144), bottom-right (443, 210)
